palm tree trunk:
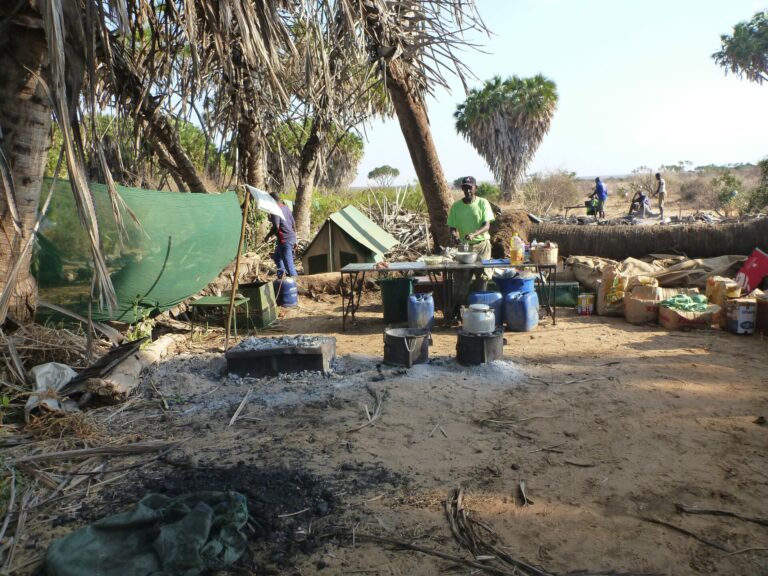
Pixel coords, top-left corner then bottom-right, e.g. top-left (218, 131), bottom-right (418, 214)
top-left (238, 115), bottom-right (266, 188)
top-left (0, 20), bottom-right (51, 323)
top-left (293, 117), bottom-right (322, 242)
top-left (386, 61), bottom-right (453, 249)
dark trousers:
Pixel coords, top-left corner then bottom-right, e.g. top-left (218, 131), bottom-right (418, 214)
top-left (273, 241), bottom-right (297, 277)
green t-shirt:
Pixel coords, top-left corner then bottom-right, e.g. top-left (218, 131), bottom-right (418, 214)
top-left (447, 197), bottom-right (495, 243)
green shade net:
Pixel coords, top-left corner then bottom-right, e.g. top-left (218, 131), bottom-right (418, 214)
top-left (34, 179), bottom-right (241, 322)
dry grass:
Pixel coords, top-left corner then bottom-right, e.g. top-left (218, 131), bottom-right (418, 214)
top-left (24, 411), bottom-right (107, 442)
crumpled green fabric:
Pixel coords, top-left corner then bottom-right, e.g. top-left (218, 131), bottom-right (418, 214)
top-left (661, 293), bottom-right (710, 312)
top-left (46, 492), bottom-right (248, 576)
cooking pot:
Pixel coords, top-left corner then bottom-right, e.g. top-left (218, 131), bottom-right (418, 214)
top-left (461, 303), bottom-right (495, 334)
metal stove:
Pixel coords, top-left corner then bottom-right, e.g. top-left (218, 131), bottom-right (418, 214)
top-left (456, 328), bottom-right (505, 366)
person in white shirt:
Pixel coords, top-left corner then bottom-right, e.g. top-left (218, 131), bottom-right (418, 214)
top-left (653, 172), bottom-right (666, 220)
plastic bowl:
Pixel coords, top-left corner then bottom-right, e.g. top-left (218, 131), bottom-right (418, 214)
top-left (420, 255), bottom-right (444, 266)
top-left (455, 252), bottom-right (478, 264)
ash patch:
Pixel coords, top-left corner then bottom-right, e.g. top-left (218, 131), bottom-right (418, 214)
top-left (233, 335), bottom-right (334, 351)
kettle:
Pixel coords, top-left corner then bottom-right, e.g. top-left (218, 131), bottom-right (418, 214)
top-left (461, 303), bottom-right (495, 334)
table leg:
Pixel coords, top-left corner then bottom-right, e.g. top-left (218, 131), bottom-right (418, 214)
top-left (535, 265), bottom-right (554, 320)
top-left (353, 271), bottom-right (365, 322)
top-left (552, 267), bottom-right (557, 325)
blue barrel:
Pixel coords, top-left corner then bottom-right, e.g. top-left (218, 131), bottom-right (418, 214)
top-left (274, 277), bottom-right (299, 307)
top-left (504, 291), bottom-right (539, 332)
top-left (468, 291), bottom-right (504, 326)
top-left (408, 293), bottom-right (435, 331)
top-left (494, 275), bottom-right (535, 296)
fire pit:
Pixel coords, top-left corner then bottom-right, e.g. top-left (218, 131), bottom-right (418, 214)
top-left (225, 336), bottom-right (336, 377)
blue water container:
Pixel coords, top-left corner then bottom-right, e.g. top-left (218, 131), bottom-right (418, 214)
top-left (504, 290), bottom-right (539, 332)
top-left (468, 291), bottom-right (504, 326)
top-left (274, 277), bottom-right (299, 307)
top-left (494, 275), bottom-right (535, 296)
top-left (407, 293), bottom-right (435, 331)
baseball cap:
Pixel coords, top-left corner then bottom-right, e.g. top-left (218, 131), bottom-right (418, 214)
top-left (461, 176), bottom-right (477, 187)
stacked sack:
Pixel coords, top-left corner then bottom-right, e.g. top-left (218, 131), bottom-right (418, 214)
top-left (596, 264), bottom-right (628, 316)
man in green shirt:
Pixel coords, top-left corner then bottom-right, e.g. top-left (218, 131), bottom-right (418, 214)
top-left (448, 176), bottom-right (495, 260)
top-left (448, 176), bottom-right (495, 321)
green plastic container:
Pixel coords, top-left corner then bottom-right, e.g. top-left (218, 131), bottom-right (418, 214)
top-left (379, 277), bottom-right (417, 323)
top-left (536, 281), bottom-right (580, 307)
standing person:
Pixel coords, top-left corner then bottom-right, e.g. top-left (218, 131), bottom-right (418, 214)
top-left (447, 176), bottom-right (495, 259)
top-left (264, 192), bottom-right (298, 277)
top-left (590, 177), bottom-right (608, 219)
top-left (447, 176), bottom-right (495, 320)
top-left (653, 172), bottom-right (666, 220)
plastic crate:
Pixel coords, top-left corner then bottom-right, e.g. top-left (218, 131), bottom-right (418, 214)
top-left (536, 281), bottom-right (580, 307)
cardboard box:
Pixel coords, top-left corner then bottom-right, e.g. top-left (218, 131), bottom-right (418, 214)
top-left (659, 304), bottom-right (719, 331)
top-left (624, 297), bottom-right (660, 324)
top-left (628, 285), bottom-right (662, 300)
top-left (657, 287), bottom-right (700, 300)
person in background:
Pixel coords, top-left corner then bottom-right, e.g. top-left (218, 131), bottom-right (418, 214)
top-left (590, 177), bottom-right (608, 219)
top-left (653, 172), bottom-right (666, 220)
top-left (628, 189), bottom-right (651, 217)
top-left (447, 176), bottom-right (495, 260)
top-left (264, 192), bottom-right (297, 277)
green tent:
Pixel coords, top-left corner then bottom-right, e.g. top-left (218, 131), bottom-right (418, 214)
top-left (300, 205), bottom-right (398, 274)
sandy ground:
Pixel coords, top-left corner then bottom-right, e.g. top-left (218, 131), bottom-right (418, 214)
top-left (12, 291), bottom-right (768, 575)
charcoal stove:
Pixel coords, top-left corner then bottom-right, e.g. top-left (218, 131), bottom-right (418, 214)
top-left (225, 336), bottom-right (336, 377)
top-left (456, 329), bottom-right (505, 366)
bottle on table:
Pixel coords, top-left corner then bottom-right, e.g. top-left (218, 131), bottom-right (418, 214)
top-left (510, 232), bottom-right (525, 265)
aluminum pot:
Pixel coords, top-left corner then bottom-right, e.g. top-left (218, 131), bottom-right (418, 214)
top-left (455, 251), bottom-right (478, 264)
top-left (461, 303), bottom-right (495, 334)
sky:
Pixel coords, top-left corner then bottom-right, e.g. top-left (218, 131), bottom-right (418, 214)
top-left (351, 0), bottom-right (768, 187)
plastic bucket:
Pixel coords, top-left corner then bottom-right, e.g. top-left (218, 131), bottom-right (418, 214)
top-left (408, 293), bottom-right (435, 331)
top-left (468, 291), bottom-right (503, 326)
top-left (383, 328), bottom-right (429, 367)
top-left (494, 275), bottom-right (535, 296)
top-left (274, 277), bottom-right (299, 307)
top-left (379, 277), bottom-right (416, 323)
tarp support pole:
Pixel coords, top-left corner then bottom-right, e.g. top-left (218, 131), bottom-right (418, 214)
top-left (225, 191), bottom-right (251, 350)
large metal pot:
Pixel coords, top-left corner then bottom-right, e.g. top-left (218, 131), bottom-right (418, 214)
top-left (461, 303), bottom-right (495, 334)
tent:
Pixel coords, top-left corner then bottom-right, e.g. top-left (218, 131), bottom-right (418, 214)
top-left (301, 205), bottom-right (398, 274)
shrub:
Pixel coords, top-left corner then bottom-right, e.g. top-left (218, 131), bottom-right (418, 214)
top-left (521, 170), bottom-right (581, 215)
top-left (711, 171), bottom-right (746, 216)
top-left (476, 182), bottom-right (502, 202)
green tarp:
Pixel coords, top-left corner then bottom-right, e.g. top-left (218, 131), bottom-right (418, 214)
top-left (35, 180), bottom-right (241, 322)
top-left (45, 492), bottom-right (248, 576)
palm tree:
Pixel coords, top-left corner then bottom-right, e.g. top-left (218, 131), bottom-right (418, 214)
top-left (713, 10), bottom-right (768, 85)
top-left (455, 75), bottom-right (558, 202)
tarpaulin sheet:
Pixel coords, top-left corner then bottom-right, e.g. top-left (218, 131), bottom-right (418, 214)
top-left (46, 492), bottom-right (248, 576)
top-left (34, 180), bottom-right (241, 322)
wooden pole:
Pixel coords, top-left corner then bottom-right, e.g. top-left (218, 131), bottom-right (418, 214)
top-left (225, 189), bottom-right (251, 350)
